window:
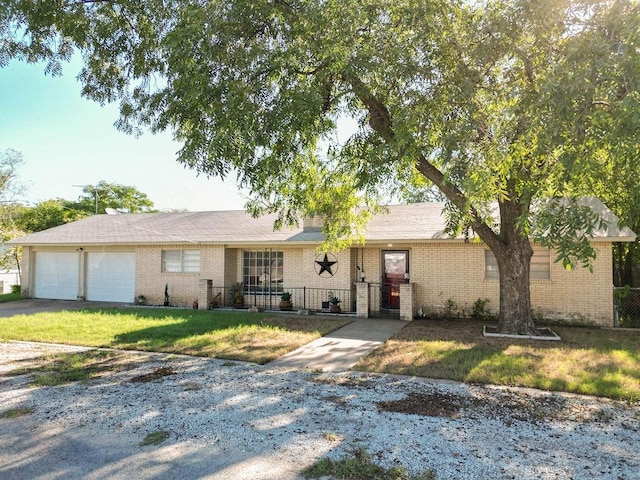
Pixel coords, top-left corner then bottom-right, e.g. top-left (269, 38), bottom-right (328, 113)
top-left (484, 250), bottom-right (499, 280)
top-left (162, 250), bottom-right (200, 273)
top-left (530, 248), bottom-right (551, 280)
top-left (484, 248), bottom-right (550, 280)
top-left (243, 250), bottom-right (283, 294)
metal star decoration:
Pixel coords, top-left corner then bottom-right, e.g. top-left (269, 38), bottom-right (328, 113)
top-left (315, 253), bottom-right (337, 277)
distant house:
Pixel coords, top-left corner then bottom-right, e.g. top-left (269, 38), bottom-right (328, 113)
top-left (0, 245), bottom-right (20, 293)
top-left (10, 198), bottom-right (635, 326)
top-left (0, 269), bottom-right (20, 293)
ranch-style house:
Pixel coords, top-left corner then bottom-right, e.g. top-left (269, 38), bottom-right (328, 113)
top-left (11, 198), bottom-right (635, 326)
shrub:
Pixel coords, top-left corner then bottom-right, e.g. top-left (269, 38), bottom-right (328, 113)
top-left (471, 298), bottom-right (495, 321)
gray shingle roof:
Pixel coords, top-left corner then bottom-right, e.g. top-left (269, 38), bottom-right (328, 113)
top-left (10, 198), bottom-right (635, 246)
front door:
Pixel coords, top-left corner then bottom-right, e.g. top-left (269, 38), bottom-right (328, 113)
top-left (382, 251), bottom-right (409, 309)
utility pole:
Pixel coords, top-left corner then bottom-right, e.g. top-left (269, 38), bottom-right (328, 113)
top-left (72, 184), bottom-right (98, 214)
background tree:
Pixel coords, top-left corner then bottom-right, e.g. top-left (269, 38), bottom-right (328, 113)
top-left (0, 203), bottom-right (25, 280)
top-left (17, 181), bottom-right (157, 233)
top-left (2, 1), bottom-right (639, 334)
top-left (69, 181), bottom-right (156, 215)
top-left (16, 199), bottom-right (88, 232)
top-left (0, 149), bottom-right (25, 203)
top-left (586, 149), bottom-right (640, 287)
top-left (0, 149), bottom-right (27, 279)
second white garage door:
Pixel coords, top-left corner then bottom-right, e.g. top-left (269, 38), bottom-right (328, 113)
top-left (86, 252), bottom-right (135, 302)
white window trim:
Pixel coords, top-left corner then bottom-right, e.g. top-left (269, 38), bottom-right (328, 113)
top-left (484, 248), bottom-right (550, 281)
top-left (161, 249), bottom-right (200, 273)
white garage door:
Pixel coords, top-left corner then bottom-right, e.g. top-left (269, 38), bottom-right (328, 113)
top-left (34, 252), bottom-right (79, 300)
top-left (86, 252), bottom-right (135, 302)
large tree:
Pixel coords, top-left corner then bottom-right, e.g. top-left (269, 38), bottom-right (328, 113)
top-left (2, 1), bottom-right (639, 333)
top-left (69, 181), bottom-right (156, 215)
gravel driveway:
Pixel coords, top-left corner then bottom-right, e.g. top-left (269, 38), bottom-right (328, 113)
top-left (1, 341), bottom-right (639, 480)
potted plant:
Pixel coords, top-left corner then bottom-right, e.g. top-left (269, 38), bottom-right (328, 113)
top-left (230, 282), bottom-right (245, 308)
top-left (135, 294), bottom-right (146, 306)
top-left (329, 296), bottom-right (341, 313)
top-left (279, 292), bottom-right (293, 311)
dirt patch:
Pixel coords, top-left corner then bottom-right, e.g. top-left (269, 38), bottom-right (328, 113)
top-left (376, 388), bottom-right (623, 425)
top-left (313, 373), bottom-right (381, 388)
top-left (129, 366), bottom-right (177, 383)
top-left (378, 392), bottom-right (462, 418)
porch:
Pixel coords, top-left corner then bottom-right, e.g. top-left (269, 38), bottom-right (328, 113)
top-left (197, 280), bottom-right (416, 321)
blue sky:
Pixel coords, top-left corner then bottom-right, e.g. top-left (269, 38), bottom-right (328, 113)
top-left (0, 59), bottom-right (249, 212)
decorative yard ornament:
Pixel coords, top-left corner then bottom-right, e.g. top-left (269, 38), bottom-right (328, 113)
top-left (315, 253), bottom-right (338, 278)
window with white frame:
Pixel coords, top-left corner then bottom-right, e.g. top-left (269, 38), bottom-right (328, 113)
top-left (484, 250), bottom-right (500, 279)
top-left (484, 248), bottom-right (550, 280)
top-left (161, 250), bottom-right (200, 273)
top-left (530, 248), bottom-right (551, 280)
top-left (243, 250), bottom-right (283, 294)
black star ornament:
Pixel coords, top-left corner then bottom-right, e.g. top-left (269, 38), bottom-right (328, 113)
top-left (315, 253), bottom-right (337, 277)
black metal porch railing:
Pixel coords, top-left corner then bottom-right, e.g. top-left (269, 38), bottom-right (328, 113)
top-left (206, 286), bottom-right (354, 313)
top-left (368, 282), bottom-right (400, 318)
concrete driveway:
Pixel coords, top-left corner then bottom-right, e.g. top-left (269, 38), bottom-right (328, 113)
top-left (0, 299), bottom-right (124, 317)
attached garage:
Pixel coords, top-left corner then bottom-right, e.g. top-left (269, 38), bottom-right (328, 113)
top-left (86, 252), bottom-right (135, 302)
top-left (33, 251), bottom-right (79, 300)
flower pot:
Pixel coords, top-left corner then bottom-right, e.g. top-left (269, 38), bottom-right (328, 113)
top-left (279, 300), bottom-right (293, 311)
top-left (329, 305), bottom-right (341, 313)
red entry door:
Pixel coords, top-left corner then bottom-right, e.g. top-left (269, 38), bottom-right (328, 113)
top-left (383, 251), bottom-right (409, 309)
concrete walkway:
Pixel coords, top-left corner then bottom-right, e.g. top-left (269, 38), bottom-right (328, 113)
top-left (0, 299), bottom-right (125, 317)
top-left (268, 318), bottom-right (407, 372)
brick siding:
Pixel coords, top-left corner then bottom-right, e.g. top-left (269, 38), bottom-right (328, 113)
top-left (22, 241), bottom-right (615, 325)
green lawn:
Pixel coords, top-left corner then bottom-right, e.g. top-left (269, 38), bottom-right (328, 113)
top-left (0, 292), bottom-right (22, 303)
top-left (0, 307), bottom-right (351, 364)
top-left (354, 319), bottom-right (640, 402)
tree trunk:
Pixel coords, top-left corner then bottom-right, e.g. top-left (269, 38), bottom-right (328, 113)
top-left (491, 200), bottom-right (539, 335)
top-left (495, 239), bottom-right (538, 335)
top-left (624, 242), bottom-right (636, 287)
top-left (614, 242), bottom-right (625, 287)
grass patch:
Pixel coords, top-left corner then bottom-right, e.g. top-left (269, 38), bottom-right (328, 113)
top-left (354, 319), bottom-right (640, 401)
top-left (0, 292), bottom-right (21, 303)
top-left (0, 308), bottom-right (351, 364)
top-left (6, 350), bottom-right (130, 386)
top-left (303, 447), bottom-right (435, 480)
top-left (322, 431), bottom-right (343, 442)
top-left (139, 430), bottom-right (170, 446)
top-left (0, 407), bottom-right (34, 419)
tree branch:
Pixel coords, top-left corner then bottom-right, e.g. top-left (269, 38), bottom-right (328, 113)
top-left (343, 71), bottom-right (504, 251)
top-left (64, 0), bottom-right (114, 7)
top-left (343, 73), bottom-right (394, 143)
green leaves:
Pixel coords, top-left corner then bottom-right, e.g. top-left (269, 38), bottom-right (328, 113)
top-left (532, 198), bottom-right (607, 272)
top-left (69, 180), bottom-right (156, 215)
top-left (2, 1), bottom-right (639, 261)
